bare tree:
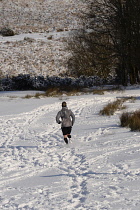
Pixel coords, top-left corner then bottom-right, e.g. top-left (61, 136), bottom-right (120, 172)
top-left (66, 0), bottom-right (140, 85)
top-left (107, 0), bottom-right (140, 85)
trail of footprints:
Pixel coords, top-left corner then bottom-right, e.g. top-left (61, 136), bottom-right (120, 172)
top-left (0, 97), bottom-right (110, 209)
top-left (2, 96), bottom-right (135, 209)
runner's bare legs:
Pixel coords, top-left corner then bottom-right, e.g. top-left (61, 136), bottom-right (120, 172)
top-left (64, 134), bottom-right (71, 139)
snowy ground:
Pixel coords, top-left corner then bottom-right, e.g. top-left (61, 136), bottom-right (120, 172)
top-left (0, 31), bottom-right (71, 77)
top-left (0, 88), bottom-right (140, 210)
top-left (0, 0), bottom-right (85, 77)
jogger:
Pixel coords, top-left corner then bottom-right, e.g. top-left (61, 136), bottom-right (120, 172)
top-left (56, 101), bottom-right (75, 144)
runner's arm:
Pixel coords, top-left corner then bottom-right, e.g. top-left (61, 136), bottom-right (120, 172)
top-left (56, 111), bottom-right (61, 124)
top-left (70, 111), bottom-right (75, 126)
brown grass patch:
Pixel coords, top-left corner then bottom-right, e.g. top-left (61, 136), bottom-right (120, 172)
top-left (100, 96), bottom-right (136, 116)
top-left (120, 110), bottom-right (140, 131)
top-left (93, 90), bottom-right (104, 95)
top-left (23, 94), bottom-right (33, 99)
top-left (23, 87), bottom-right (83, 98)
top-left (45, 87), bottom-right (62, 97)
top-left (99, 99), bottom-right (126, 116)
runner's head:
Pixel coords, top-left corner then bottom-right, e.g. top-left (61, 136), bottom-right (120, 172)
top-left (62, 101), bottom-right (67, 107)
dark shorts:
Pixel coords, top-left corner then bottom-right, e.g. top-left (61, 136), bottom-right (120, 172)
top-left (61, 127), bottom-right (72, 135)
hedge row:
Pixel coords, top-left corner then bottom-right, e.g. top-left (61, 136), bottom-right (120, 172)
top-left (0, 74), bottom-right (117, 91)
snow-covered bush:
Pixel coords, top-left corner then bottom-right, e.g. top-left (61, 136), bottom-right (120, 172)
top-left (32, 76), bottom-right (48, 90)
top-left (0, 77), bottom-right (13, 90)
top-left (0, 74), bottom-right (116, 91)
top-left (11, 74), bottom-right (33, 90)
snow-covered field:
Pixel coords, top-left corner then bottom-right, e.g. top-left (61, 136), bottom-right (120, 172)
top-left (0, 88), bottom-right (140, 209)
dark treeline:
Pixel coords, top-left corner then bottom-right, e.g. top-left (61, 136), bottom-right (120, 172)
top-left (66, 0), bottom-right (140, 86)
top-left (0, 74), bottom-right (116, 91)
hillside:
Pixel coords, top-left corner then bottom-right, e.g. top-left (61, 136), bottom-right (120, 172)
top-left (0, 0), bottom-right (86, 33)
top-left (0, 0), bottom-right (86, 77)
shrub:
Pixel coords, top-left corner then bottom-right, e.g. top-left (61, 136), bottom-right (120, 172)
top-left (120, 110), bottom-right (140, 131)
top-left (130, 110), bottom-right (140, 131)
top-left (12, 74), bottom-right (33, 90)
top-left (56, 29), bottom-right (64, 32)
top-left (47, 35), bottom-right (53, 40)
top-left (24, 37), bottom-right (35, 42)
top-left (0, 74), bottom-right (117, 91)
top-left (120, 112), bottom-right (131, 127)
top-left (0, 27), bottom-right (15, 36)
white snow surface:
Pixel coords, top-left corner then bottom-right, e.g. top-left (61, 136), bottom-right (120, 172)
top-left (0, 88), bottom-right (140, 209)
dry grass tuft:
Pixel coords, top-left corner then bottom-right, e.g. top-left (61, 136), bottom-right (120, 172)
top-left (23, 92), bottom-right (44, 99)
top-left (23, 86), bottom-right (83, 98)
top-left (23, 94), bottom-right (33, 99)
top-left (100, 96), bottom-right (136, 116)
top-left (93, 90), bottom-right (104, 95)
top-left (45, 87), bottom-right (62, 97)
top-left (44, 86), bottom-right (85, 97)
top-left (120, 110), bottom-right (140, 131)
top-left (34, 92), bottom-right (42, 98)
top-left (120, 112), bottom-right (131, 127)
top-left (99, 99), bottom-right (126, 116)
